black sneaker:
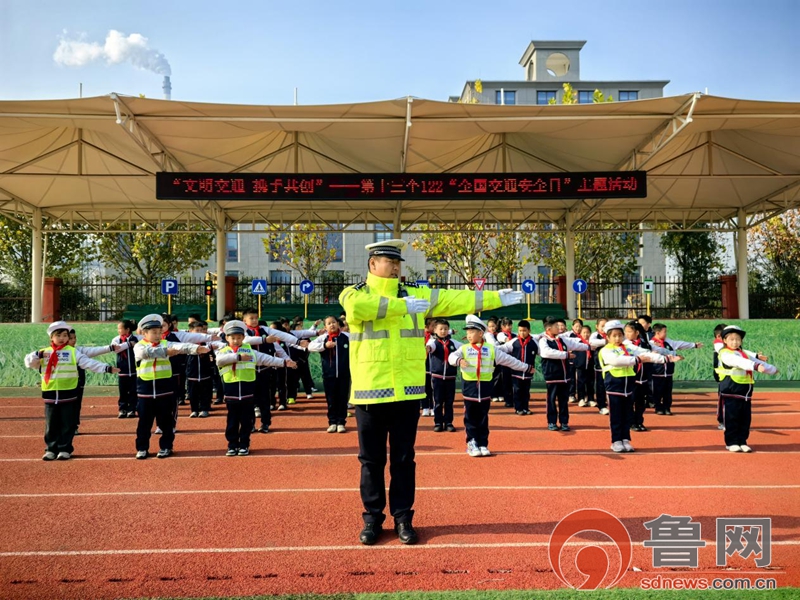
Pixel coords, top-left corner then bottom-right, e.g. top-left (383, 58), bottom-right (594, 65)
top-left (504, 402), bottom-right (514, 408)
top-left (433, 424), bottom-right (443, 432)
top-left (226, 448), bottom-right (237, 456)
top-left (156, 448), bottom-right (172, 459)
top-left (665, 410), bottom-right (673, 415)
top-left (548, 423), bottom-right (559, 431)
top-left (118, 411), bottom-right (126, 419)
top-left (639, 425), bottom-right (649, 432)
top-left (359, 522), bottom-right (383, 545)
top-left (560, 424), bottom-right (571, 432)
top-left (515, 410), bottom-right (525, 415)
top-left (655, 411), bottom-right (666, 415)
top-left (445, 423), bottom-right (456, 432)
top-left (395, 522), bottom-right (419, 545)
top-left (258, 426), bottom-right (270, 433)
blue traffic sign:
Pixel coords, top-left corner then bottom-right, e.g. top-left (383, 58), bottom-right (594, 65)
top-left (161, 278), bottom-right (178, 295)
top-left (572, 279), bottom-right (588, 294)
top-left (416, 279), bottom-right (430, 286)
top-left (299, 279), bottom-right (315, 295)
top-left (251, 279), bottom-right (267, 295)
top-left (521, 279), bottom-right (536, 294)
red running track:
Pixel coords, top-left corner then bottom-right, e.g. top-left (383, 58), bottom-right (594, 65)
top-left (0, 390), bottom-right (798, 598)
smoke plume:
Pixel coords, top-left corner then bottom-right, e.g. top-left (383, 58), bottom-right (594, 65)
top-left (54, 30), bottom-right (171, 76)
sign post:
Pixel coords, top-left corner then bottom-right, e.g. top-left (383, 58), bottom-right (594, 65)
top-left (204, 275), bottom-right (213, 321)
top-left (522, 279), bottom-right (536, 320)
top-left (161, 278), bottom-right (178, 314)
top-left (300, 279), bottom-right (314, 319)
top-left (252, 279), bottom-right (267, 318)
top-left (572, 279), bottom-right (587, 320)
top-left (643, 278), bottom-right (654, 316)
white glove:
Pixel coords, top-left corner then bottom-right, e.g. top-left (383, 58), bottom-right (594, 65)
top-left (498, 288), bottom-right (524, 307)
top-left (404, 296), bottom-right (431, 315)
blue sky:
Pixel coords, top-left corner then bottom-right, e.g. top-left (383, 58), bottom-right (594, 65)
top-left (1, 0), bottom-right (798, 105)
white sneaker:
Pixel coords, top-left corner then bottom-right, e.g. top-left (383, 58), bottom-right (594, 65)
top-left (306, 394), bottom-right (313, 399)
top-left (568, 396), bottom-right (576, 403)
top-left (611, 441), bottom-right (625, 453)
top-left (727, 445), bottom-right (742, 452)
top-left (311, 387), bottom-right (319, 392)
top-left (498, 396), bottom-right (505, 402)
top-left (326, 424), bottom-right (337, 433)
top-left (622, 440), bottom-right (635, 452)
top-left (718, 423), bottom-right (726, 430)
top-left (135, 450), bottom-right (147, 460)
top-left (154, 427), bottom-right (162, 434)
top-left (421, 408), bottom-right (429, 416)
top-left (466, 439), bottom-right (481, 457)
top-left (189, 412), bottom-right (198, 418)
top-left (479, 446), bottom-right (491, 456)
top-left (337, 424), bottom-right (346, 433)
top-left (42, 451), bottom-right (56, 461)
top-left (599, 408), bottom-right (610, 415)
top-left (491, 397), bottom-right (500, 402)
top-left (589, 401), bottom-right (598, 407)
top-left (277, 405), bottom-right (286, 411)
top-left (740, 445), bottom-right (752, 453)
top-left (254, 407), bottom-right (262, 418)
top-left (199, 411), bottom-right (209, 418)
top-left (56, 451), bottom-right (71, 460)
top-left (578, 399), bottom-right (587, 407)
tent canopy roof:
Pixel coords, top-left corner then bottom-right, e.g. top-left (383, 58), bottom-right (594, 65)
top-left (0, 93), bottom-right (798, 233)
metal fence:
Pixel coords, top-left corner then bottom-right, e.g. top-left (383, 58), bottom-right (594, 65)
top-left (749, 291), bottom-right (799, 319)
top-left (0, 296), bottom-right (32, 322)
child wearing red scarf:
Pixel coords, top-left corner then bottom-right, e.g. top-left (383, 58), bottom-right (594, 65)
top-left (309, 316), bottom-right (351, 433)
top-left (497, 319), bottom-right (537, 415)
top-left (716, 326), bottom-right (778, 453)
top-left (589, 317), bottom-right (610, 415)
top-left (425, 318), bottom-right (462, 431)
top-left (24, 321), bottom-right (120, 461)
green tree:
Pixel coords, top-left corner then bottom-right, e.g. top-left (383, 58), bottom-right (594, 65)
top-left (548, 82), bottom-right (612, 105)
top-left (660, 227), bottom-right (723, 315)
top-left (748, 210), bottom-right (800, 317)
top-left (410, 224), bottom-right (531, 286)
top-left (263, 224), bottom-right (339, 281)
top-left (0, 215), bottom-right (95, 289)
top-left (96, 223), bottom-right (214, 279)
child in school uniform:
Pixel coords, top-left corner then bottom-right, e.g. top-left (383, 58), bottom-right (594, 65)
top-left (496, 317), bottom-right (516, 407)
top-left (497, 319), bottom-right (537, 415)
top-left (568, 319), bottom-right (583, 403)
top-left (649, 323), bottom-right (702, 416)
top-left (448, 315), bottom-right (532, 457)
top-left (308, 316), bottom-right (351, 433)
top-left (712, 323), bottom-right (727, 429)
top-left (215, 320), bottom-right (297, 455)
top-left (112, 319), bottom-right (139, 418)
top-left (537, 316), bottom-right (589, 431)
top-left (716, 325), bottom-right (778, 453)
top-left (134, 314), bottom-right (208, 459)
top-left (185, 320), bottom-right (215, 418)
top-left (589, 317), bottom-right (609, 414)
top-left (599, 320), bottom-right (677, 453)
top-left (24, 321), bottom-right (120, 460)
top-left (425, 318), bottom-right (462, 432)
top-left (575, 324), bottom-right (595, 408)
top-left (485, 317), bottom-right (504, 402)
top-left (291, 320), bottom-right (321, 400)
top-left (68, 328), bottom-right (118, 435)
top-left (421, 317), bottom-right (437, 416)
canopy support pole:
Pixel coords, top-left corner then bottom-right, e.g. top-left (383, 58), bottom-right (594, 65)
top-left (31, 208), bottom-right (42, 323)
top-left (565, 210), bottom-right (576, 319)
top-left (215, 211), bottom-right (227, 321)
top-left (737, 208), bottom-right (749, 319)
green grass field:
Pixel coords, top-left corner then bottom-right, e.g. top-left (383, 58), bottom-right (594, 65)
top-left (2, 319), bottom-right (798, 387)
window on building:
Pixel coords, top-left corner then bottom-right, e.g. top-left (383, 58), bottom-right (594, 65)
top-left (226, 232), bottom-right (239, 262)
top-left (495, 90), bottom-right (517, 105)
top-left (621, 268), bottom-right (642, 304)
top-left (537, 91), bottom-right (557, 105)
top-left (269, 270), bottom-right (291, 284)
top-left (327, 226), bottom-right (343, 262)
top-left (619, 91), bottom-right (639, 102)
top-left (374, 223), bottom-right (394, 243)
top-left (578, 90), bottom-right (594, 104)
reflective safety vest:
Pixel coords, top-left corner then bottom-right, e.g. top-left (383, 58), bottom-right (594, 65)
top-left (40, 346), bottom-right (79, 392)
top-left (136, 340), bottom-right (173, 381)
top-left (218, 345), bottom-right (257, 383)
top-left (339, 272), bottom-right (503, 405)
top-left (461, 343), bottom-right (495, 381)
top-left (715, 348), bottom-right (754, 385)
top-left (598, 344), bottom-right (636, 378)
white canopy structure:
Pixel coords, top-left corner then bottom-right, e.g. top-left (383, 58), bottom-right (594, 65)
top-left (1, 93), bottom-right (798, 320)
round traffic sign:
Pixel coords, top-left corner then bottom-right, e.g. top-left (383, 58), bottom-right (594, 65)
top-left (572, 279), bottom-right (588, 294)
top-left (299, 280), bottom-right (315, 295)
top-left (522, 279), bottom-right (536, 294)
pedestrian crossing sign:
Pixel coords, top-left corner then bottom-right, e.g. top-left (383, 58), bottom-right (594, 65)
top-left (251, 279), bottom-right (267, 295)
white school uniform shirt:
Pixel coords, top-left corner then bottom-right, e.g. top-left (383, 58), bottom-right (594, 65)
top-left (536, 334), bottom-right (589, 360)
top-left (215, 348), bottom-right (287, 369)
top-left (447, 343), bottom-right (531, 373)
top-left (24, 348), bottom-right (113, 373)
top-left (308, 331), bottom-right (351, 352)
top-left (718, 348), bottom-right (777, 375)
top-left (620, 340), bottom-right (668, 363)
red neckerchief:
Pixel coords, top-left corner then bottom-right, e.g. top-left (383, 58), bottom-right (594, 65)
top-left (150, 340), bottom-right (161, 373)
top-left (630, 338), bottom-right (641, 347)
top-left (518, 335), bottom-right (531, 360)
top-left (328, 331), bottom-right (340, 359)
top-left (230, 345), bottom-right (241, 373)
top-left (579, 336), bottom-right (591, 358)
top-left (161, 330), bottom-right (170, 340)
top-left (599, 331), bottom-right (607, 340)
top-left (120, 334), bottom-right (128, 343)
top-left (651, 337), bottom-right (665, 348)
top-left (424, 331), bottom-right (431, 343)
top-left (44, 342), bottom-right (67, 385)
top-left (470, 342), bottom-right (484, 379)
top-left (545, 333), bottom-right (564, 352)
top-left (437, 335), bottom-right (451, 366)
top-left (724, 344), bottom-right (753, 377)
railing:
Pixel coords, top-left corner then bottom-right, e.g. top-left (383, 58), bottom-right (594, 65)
top-left (749, 291), bottom-right (800, 319)
top-left (0, 297), bottom-right (32, 322)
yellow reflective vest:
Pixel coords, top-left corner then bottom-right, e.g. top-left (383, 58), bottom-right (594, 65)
top-left (339, 272), bottom-right (502, 404)
top-left (40, 346), bottom-right (79, 392)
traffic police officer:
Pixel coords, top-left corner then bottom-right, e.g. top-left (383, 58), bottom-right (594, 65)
top-left (339, 239), bottom-right (524, 545)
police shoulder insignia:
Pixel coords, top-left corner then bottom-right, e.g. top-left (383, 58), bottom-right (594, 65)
top-left (353, 281), bottom-right (367, 290)
top-left (403, 281), bottom-right (419, 289)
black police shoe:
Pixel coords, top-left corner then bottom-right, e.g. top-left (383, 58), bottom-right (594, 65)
top-left (359, 522), bottom-right (383, 546)
top-left (395, 522), bottom-right (419, 545)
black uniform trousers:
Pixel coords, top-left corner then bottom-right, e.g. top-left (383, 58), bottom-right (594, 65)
top-left (567, 360), bottom-right (576, 398)
top-left (421, 372), bottom-right (433, 410)
top-left (297, 360), bottom-right (315, 395)
top-left (355, 399), bottom-right (420, 526)
top-left (286, 368), bottom-right (300, 401)
top-left (632, 382), bottom-right (648, 426)
top-left (608, 392), bottom-right (634, 443)
top-left (44, 401), bottom-right (79, 454)
top-left (118, 375), bottom-right (137, 413)
top-left (323, 376), bottom-right (350, 425)
top-left (254, 369), bottom-right (274, 428)
top-left (513, 377), bottom-right (532, 412)
top-left (546, 381), bottom-right (570, 426)
top-left (716, 393), bottom-right (724, 424)
top-left (501, 367), bottom-right (514, 405)
top-left (464, 399), bottom-right (491, 446)
top-left (136, 395), bottom-right (176, 451)
top-left (212, 365), bottom-right (224, 402)
top-left (275, 367), bottom-right (289, 407)
top-left (75, 386), bottom-right (85, 428)
top-left (432, 377), bottom-right (456, 425)
top-left (576, 366), bottom-right (594, 403)
top-left (225, 399), bottom-right (254, 450)
top-left (594, 369), bottom-right (607, 408)
top-left (723, 396), bottom-right (752, 446)
top-left (652, 376), bottom-right (674, 413)
top-left (187, 378), bottom-right (213, 413)
top-left (490, 365), bottom-right (503, 398)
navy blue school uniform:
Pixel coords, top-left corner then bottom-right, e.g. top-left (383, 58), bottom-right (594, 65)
top-left (590, 332), bottom-right (608, 410)
top-left (164, 331), bottom-right (184, 423)
top-left (314, 332), bottom-right (351, 426)
top-left (497, 330), bottom-right (517, 406)
top-left (426, 334), bottom-right (460, 426)
top-left (246, 325), bottom-right (276, 429)
top-left (538, 334), bottom-right (588, 428)
top-left (572, 336), bottom-right (594, 405)
top-left (626, 336), bottom-right (653, 426)
top-left (599, 343), bottom-right (639, 444)
top-left (505, 335), bottom-right (537, 413)
top-left (275, 340), bottom-right (290, 408)
top-left (185, 343), bottom-right (214, 414)
top-left (422, 330), bottom-right (434, 412)
top-left (112, 334), bottom-right (139, 416)
top-left (286, 343), bottom-right (308, 402)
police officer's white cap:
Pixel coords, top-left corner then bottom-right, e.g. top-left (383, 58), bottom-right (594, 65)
top-left (464, 314), bottom-right (487, 331)
top-left (223, 320), bottom-right (247, 336)
top-left (140, 314), bottom-right (164, 330)
top-left (604, 319), bottom-right (625, 334)
top-left (365, 238), bottom-right (406, 261)
top-left (47, 321), bottom-right (71, 336)
top-left (721, 325), bottom-right (746, 340)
